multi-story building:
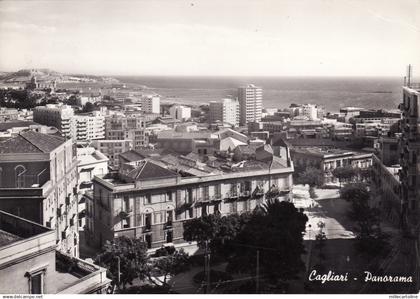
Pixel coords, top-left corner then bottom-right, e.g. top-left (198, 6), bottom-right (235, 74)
top-left (76, 147), bottom-right (109, 190)
top-left (0, 210), bottom-right (110, 294)
top-left (90, 140), bottom-right (293, 249)
top-left (169, 105), bottom-right (191, 121)
top-left (105, 114), bottom-right (148, 150)
top-left (33, 104), bottom-right (75, 139)
top-left (290, 146), bottom-right (373, 183)
top-left (371, 154), bottom-right (402, 226)
top-left (141, 95), bottom-right (160, 114)
top-left (0, 107), bottom-right (19, 122)
top-left (91, 139), bottom-right (133, 169)
top-left (399, 83), bottom-right (420, 227)
top-left (0, 131), bottom-right (79, 256)
top-left (209, 98), bottom-right (240, 127)
top-left (74, 112), bottom-right (105, 141)
top-left (238, 84), bottom-right (263, 126)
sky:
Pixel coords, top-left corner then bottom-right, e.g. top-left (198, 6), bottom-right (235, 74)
top-left (0, 0), bottom-right (419, 76)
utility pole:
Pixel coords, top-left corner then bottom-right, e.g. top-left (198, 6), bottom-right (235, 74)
top-left (117, 256), bottom-right (121, 288)
top-left (205, 240), bottom-right (211, 294)
top-left (256, 250), bottom-right (260, 294)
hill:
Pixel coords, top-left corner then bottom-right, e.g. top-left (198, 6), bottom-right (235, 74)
top-left (0, 68), bottom-right (119, 84)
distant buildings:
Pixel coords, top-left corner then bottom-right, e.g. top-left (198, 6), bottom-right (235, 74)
top-left (0, 210), bottom-right (110, 294)
top-left (169, 105), bottom-right (191, 121)
top-left (156, 128), bottom-right (249, 155)
top-left (33, 104), bottom-right (105, 142)
top-left (105, 113), bottom-right (148, 150)
top-left (0, 131), bottom-right (79, 257)
top-left (209, 98), bottom-right (240, 127)
top-left (91, 139), bottom-right (293, 249)
top-left (238, 84), bottom-right (262, 126)
top-left (141, 95), bottom-right (160, 114)
top-left (91, 139), bottom-right (133, 168)
top-left (290, 146), bottom-right (373, 183)
top-left (74, 112), bottom-right (105, 141)
top-left (26, 76), bottom-right (57, 91)
top-left (33, 104), bottom-right (75, 139)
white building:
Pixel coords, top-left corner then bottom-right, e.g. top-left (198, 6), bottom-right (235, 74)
top-left (74, 112), bottom-right (105, 141)
top-left (169, 105), bottom-right (191, 121)
top-left (141, 95), bottom-right (160, 114)
top-left (33, 104), bottom-right (75, 139)
top-left (302, 104), bottom-right (319, 120)
top-left (238, 84), bottom-right (262, 126)
top-left (209, 98), bottom-right (240, 127)
top-left (76, 147), bottom-right (109, 188)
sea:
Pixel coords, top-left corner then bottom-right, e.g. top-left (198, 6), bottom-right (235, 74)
top-left (115, 76), bottom-right (404, 113)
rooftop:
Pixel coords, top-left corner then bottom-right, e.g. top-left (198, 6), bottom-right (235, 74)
top-left (0, 229), bottom-right (22, 247)
top-left (0, 130), bottom-right (66, 154)
top-left (0, 121), bottom-right (37, 131)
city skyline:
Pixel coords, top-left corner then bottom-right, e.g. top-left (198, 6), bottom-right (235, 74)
top-left (0, 0), bottom-right (419, 77)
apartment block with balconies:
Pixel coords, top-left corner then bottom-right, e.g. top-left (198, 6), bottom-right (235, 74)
top-left (91, 139), bottom-right (293, 250)
top-left (399, 84), bottom-right (420, 228)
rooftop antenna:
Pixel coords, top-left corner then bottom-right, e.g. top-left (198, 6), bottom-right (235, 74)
top-left (407, 64), bottom-right (412, 87)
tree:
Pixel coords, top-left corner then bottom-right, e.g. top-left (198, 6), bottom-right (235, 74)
top-left (94, 237), bottom-right (149, 291)
top-left (151, 249), bottom-right (190, 287)
top-left (183, 213), bottom-right (249, 258)
top-left (82, 101), bottom-right (95, 112)
top-left (340, 183), bottom-right (389, 257)
top-left (332, 166), bottom-right (358, 187)
top-left (298, 167), bottom-right (324, 199)
top-left (226, 200), bottom-right (309, 285)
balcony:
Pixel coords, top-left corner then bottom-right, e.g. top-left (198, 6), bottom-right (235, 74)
top-left (16, 168), bottom-right (48, 188)
top-left (164, 220), bottom-right (173, 229)
top-left (119, 209), bottom-right (132, 219)
top-left (239, 190), bottom-right (251, 199)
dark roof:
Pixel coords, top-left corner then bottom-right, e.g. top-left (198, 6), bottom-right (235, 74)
top-left (119, 150), bottom-right (146, 162)
top-left (0, 229), bottom-right (21, 247)
top-left (0, 131), bottom-right (65, 154)
top-left (126, 160), bottom-right (179, 181)
top-left (0, 121), bottom-right (37, 131)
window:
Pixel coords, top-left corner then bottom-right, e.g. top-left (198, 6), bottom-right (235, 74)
top-left (188, 208), bottom-right (193, 218)
top-left (201, 205), bottom-right (207, 216)
top-left (336, 160), bottom-right (341, 168)
top-left (26, 269), bottom-right (46, 294)
top-left (145, 213), bottom-right (152, 230)
top-left (123, 196), bottom-right (130, 212)
top-left (30, 273), bottom-right (43, 294)
top-left (15, 165), bottom-right (26, 188)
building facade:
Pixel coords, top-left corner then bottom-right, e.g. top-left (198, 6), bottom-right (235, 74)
top-left (33, 104), bottom-right (75, 139)
top-left (105, 114), bottom-right (148, 150)
top-left (0, 131), bottom-right (79, 257)
top-left (399, 85), bottom-right (420, 228)
top-left (169, 105), bottom-right (191, 121)
top-left (91, 139), bottom-right (133, 169)
top-left (238, 84), bottom-right (262, 126)
top-left (209, 98), bottom-right (240, 127)
top-left (0, 210), bottom-right (110, 294)
top-left (73, 112), bottom-right (105, 141)
top-left (90, 141), bottom-right (293, 249)
top-left (141, 95), bottom-right (160, 114)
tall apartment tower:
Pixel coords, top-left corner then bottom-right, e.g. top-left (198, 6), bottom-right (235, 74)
top-left (238, 84), bottom-right (263, 126)
top-left (209, 98), bottom-right (240, 127)
top-left (399, 75), bottom-right (420, 230)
